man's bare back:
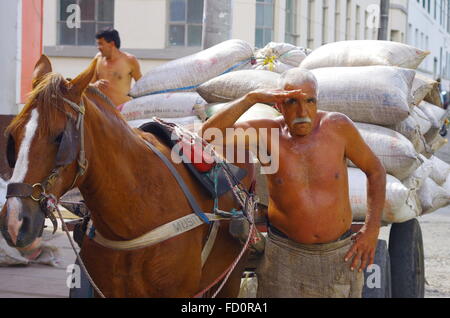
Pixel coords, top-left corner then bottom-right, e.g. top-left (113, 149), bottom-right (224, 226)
top-left (92, 30), bottom-right (142, 107)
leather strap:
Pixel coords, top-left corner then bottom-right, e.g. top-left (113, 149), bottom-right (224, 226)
top-left (142, 139), bottom-right (210, 224)
top-left (6, 183), bottom-right (34, 198)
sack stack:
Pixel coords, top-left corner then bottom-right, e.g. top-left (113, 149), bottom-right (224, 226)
top-left (300, 40), bottom-right (449, 223)
top-left (124, 39), bottom-right (255, 128)
top-left (126, 38), bottom-right (449, 224)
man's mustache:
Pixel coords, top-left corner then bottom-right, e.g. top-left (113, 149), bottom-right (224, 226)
top-left (292, 117), bottom-right (312, 124)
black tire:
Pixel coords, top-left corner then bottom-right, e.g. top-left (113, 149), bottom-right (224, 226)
top-left (363, 239), bottom-right (392, 298)
top-left (389, 219), bottom-right (425, 298)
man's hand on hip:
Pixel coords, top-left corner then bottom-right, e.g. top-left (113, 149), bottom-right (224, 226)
top-left (344, 226), bottom-right (380, 272)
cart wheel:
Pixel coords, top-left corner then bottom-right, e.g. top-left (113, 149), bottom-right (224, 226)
top-left (389, 219), bottom-right (425, 298)
top-left (363, 239), bottom-right (391, 298)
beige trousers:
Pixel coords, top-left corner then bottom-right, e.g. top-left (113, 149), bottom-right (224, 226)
top-left (256, 228), bottom-right (364, 298)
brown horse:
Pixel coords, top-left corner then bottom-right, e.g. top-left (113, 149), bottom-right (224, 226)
top-left (0, 55), bottom-right (254, 297)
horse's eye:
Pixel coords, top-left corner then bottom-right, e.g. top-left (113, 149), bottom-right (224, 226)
top-left (54, 132), bottom-right (64, 144)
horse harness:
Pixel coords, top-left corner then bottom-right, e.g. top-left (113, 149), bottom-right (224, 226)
top-left (6, 96), bottom-right (88, 234)
top-left (5, 96), bottom-right (257, 298)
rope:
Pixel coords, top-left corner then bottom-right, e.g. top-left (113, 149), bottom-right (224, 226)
top-left (43, 193), bottom-right (106, 298)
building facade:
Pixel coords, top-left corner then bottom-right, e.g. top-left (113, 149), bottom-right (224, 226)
top-left (406, 0), bottom-right (450, 90)
top-left (9, 0), bottom-right (450, 106)
top-left (42, 0), bottom-right (394, 78)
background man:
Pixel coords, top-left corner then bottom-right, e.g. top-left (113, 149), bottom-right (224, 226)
top-left (200, 68), bottom-right (386, 298)
top-left (92, 28), bottom-right (142, 110)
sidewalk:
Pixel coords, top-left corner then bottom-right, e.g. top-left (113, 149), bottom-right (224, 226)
top-left (0, 219), bottom-right (77, 298)
top-left (0, 207), bottom-right (448, 298)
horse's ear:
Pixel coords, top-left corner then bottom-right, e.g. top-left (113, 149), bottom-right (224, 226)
top-left (32, 55), bottom-right (52, 88)
top-left (69, 58), bottom-right (97, 98)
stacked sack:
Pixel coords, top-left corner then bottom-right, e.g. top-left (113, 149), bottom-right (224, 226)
top-left (123, 39), bottom-right (255, 128)
top-left (193, 42), bottom-right (310, 121)
top-left (300, 40), bottom-right (450, 223)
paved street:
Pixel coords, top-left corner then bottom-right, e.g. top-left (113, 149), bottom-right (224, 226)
top-left (0, 207), bottom-right (449, 298)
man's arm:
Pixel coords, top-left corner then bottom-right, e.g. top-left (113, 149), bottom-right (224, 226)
top-left (90, 54), bottom-right (109, 89)
top-left (200, 88), bottom-right (302, 143)
top-left (338, 114), bottom-right (386, 272)
top-left (130, 56), bottom-right (142, 81)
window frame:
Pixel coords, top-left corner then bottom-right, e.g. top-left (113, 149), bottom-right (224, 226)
top-left (285, 0), bottom-right (299, 45)
top-left (255, 0), bottom-right (275, 49)
top-left (57, 0), bottom-right (114, 47)
top-left (167, 0), bottom-right (204, 48)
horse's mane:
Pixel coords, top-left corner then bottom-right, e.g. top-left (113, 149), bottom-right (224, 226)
top-left (5, 73), bottom-right (124, 138)
top-left (5, 72), bottom-right (71, 137)
top-left (85, 85), bottom-right (117, 110)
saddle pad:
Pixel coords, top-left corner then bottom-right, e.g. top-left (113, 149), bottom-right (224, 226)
top-left (139, 121), bottom-right (247, 198)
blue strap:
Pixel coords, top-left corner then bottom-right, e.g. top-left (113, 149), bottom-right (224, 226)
top-left (142, 139), bottom-right (210, 224)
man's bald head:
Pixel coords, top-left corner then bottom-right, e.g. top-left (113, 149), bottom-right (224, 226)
top-left (278, 68), bottom-right (318, 95)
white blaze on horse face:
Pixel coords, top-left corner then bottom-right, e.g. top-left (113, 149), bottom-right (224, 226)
top-left (10, 108), bottom-right (40, 183)
top-left (7, 108), bottom-right (39, 244)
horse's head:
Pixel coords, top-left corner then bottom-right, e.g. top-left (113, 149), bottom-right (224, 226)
top-left (0, 55), bottom-right (97, 248)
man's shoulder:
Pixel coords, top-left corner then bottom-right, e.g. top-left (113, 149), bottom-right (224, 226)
top-left (320, 111), bottom-right (354, 127)
top-left (121, 51), bottom-right (139, 63)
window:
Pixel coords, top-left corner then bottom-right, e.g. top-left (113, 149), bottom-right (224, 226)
top-left (345, 0), bottom-right (351, 40)
top-left (307, 0), bottom-right (315, 48)
top-left (322, 0), bottom-right (329, 44)
top-left (285, 0), bottom-right (299, 45)
top-left (255, 0), bottom-right (274, 48)
top-left (355, 5), bottom-right (360, 40)
top-left (335, 0), bottom-right (341, 41)
top-left (447, 0), bottom-right (450, 32)
top-left (58, 0), bottom-right (114, 46)
top-left (168, 0), bottom-right (204, 47)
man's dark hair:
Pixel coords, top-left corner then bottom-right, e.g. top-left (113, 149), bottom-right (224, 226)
top-left (95, 28), bottom-right (121, 49)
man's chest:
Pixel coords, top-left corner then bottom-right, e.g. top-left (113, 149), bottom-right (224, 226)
top-left (97, 59), bottom-right (130, 81)
top-left (275, 133), bottom-right (346, 184)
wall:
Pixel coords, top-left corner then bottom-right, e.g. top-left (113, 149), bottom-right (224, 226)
top-left (407, 0), bottom-right (450, 90)
top-left (0, 0), bottom-right (21, 115)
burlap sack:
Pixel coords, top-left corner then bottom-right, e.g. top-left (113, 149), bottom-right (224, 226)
top-left (300, 40), bottom-right (429, 70)
top-left (348, 168), bottom-right (421, 223)
top-left (196, 70), bottom-right (280, 103)
top-left (121, 93), bottom-right (206, 121)
top-left (311, 66), bottom-right (415, 125)
top-left (349, 123), bottom-right (422, 180)
top-left (129, 39), bottom-right (254, 98)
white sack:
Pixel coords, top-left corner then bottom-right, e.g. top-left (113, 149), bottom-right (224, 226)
top-left (120, 93), bottom-right (206, 121)
top-left (402, 155), bottom-right (433, 190)
top-left (253, 42), bottom-right (307, 73)
top-left (300, 40), bottom-right (429, 70)
top-left (418, 101), bottom-right (447, 128)
top-left (349, 168), bottom-right (420, 223)
top-left (127, 116), bottom-right (202, 128)
top-left (129, 39), bottom-right (254, 98)
top-left (429, 155), bottom-right (450, 185)
top-left (200, 103), bottom-right (281, 123)
top-left (418, 177), bottom-right (450, 214)
top-left (311, 66), bottom-right (415, 125)
top-left (412, 75), bottom-right (438, 106)
top-left (197, 70), bottom-right (280, 103)
top-left (349, 123), bottom-right (422, 180)
top-left (387, 115), bottom-right (425, 151)
top-left (411, 107), bottom-right (432, 135)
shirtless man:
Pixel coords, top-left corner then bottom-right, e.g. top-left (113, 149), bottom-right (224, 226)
top-left (92, 28), bottom-right (142, 109)
top-left (200, 68), bottom-right (386, 298)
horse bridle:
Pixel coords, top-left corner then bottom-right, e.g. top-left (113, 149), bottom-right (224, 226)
top-left (5, 96), bottom-right (88, 233)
